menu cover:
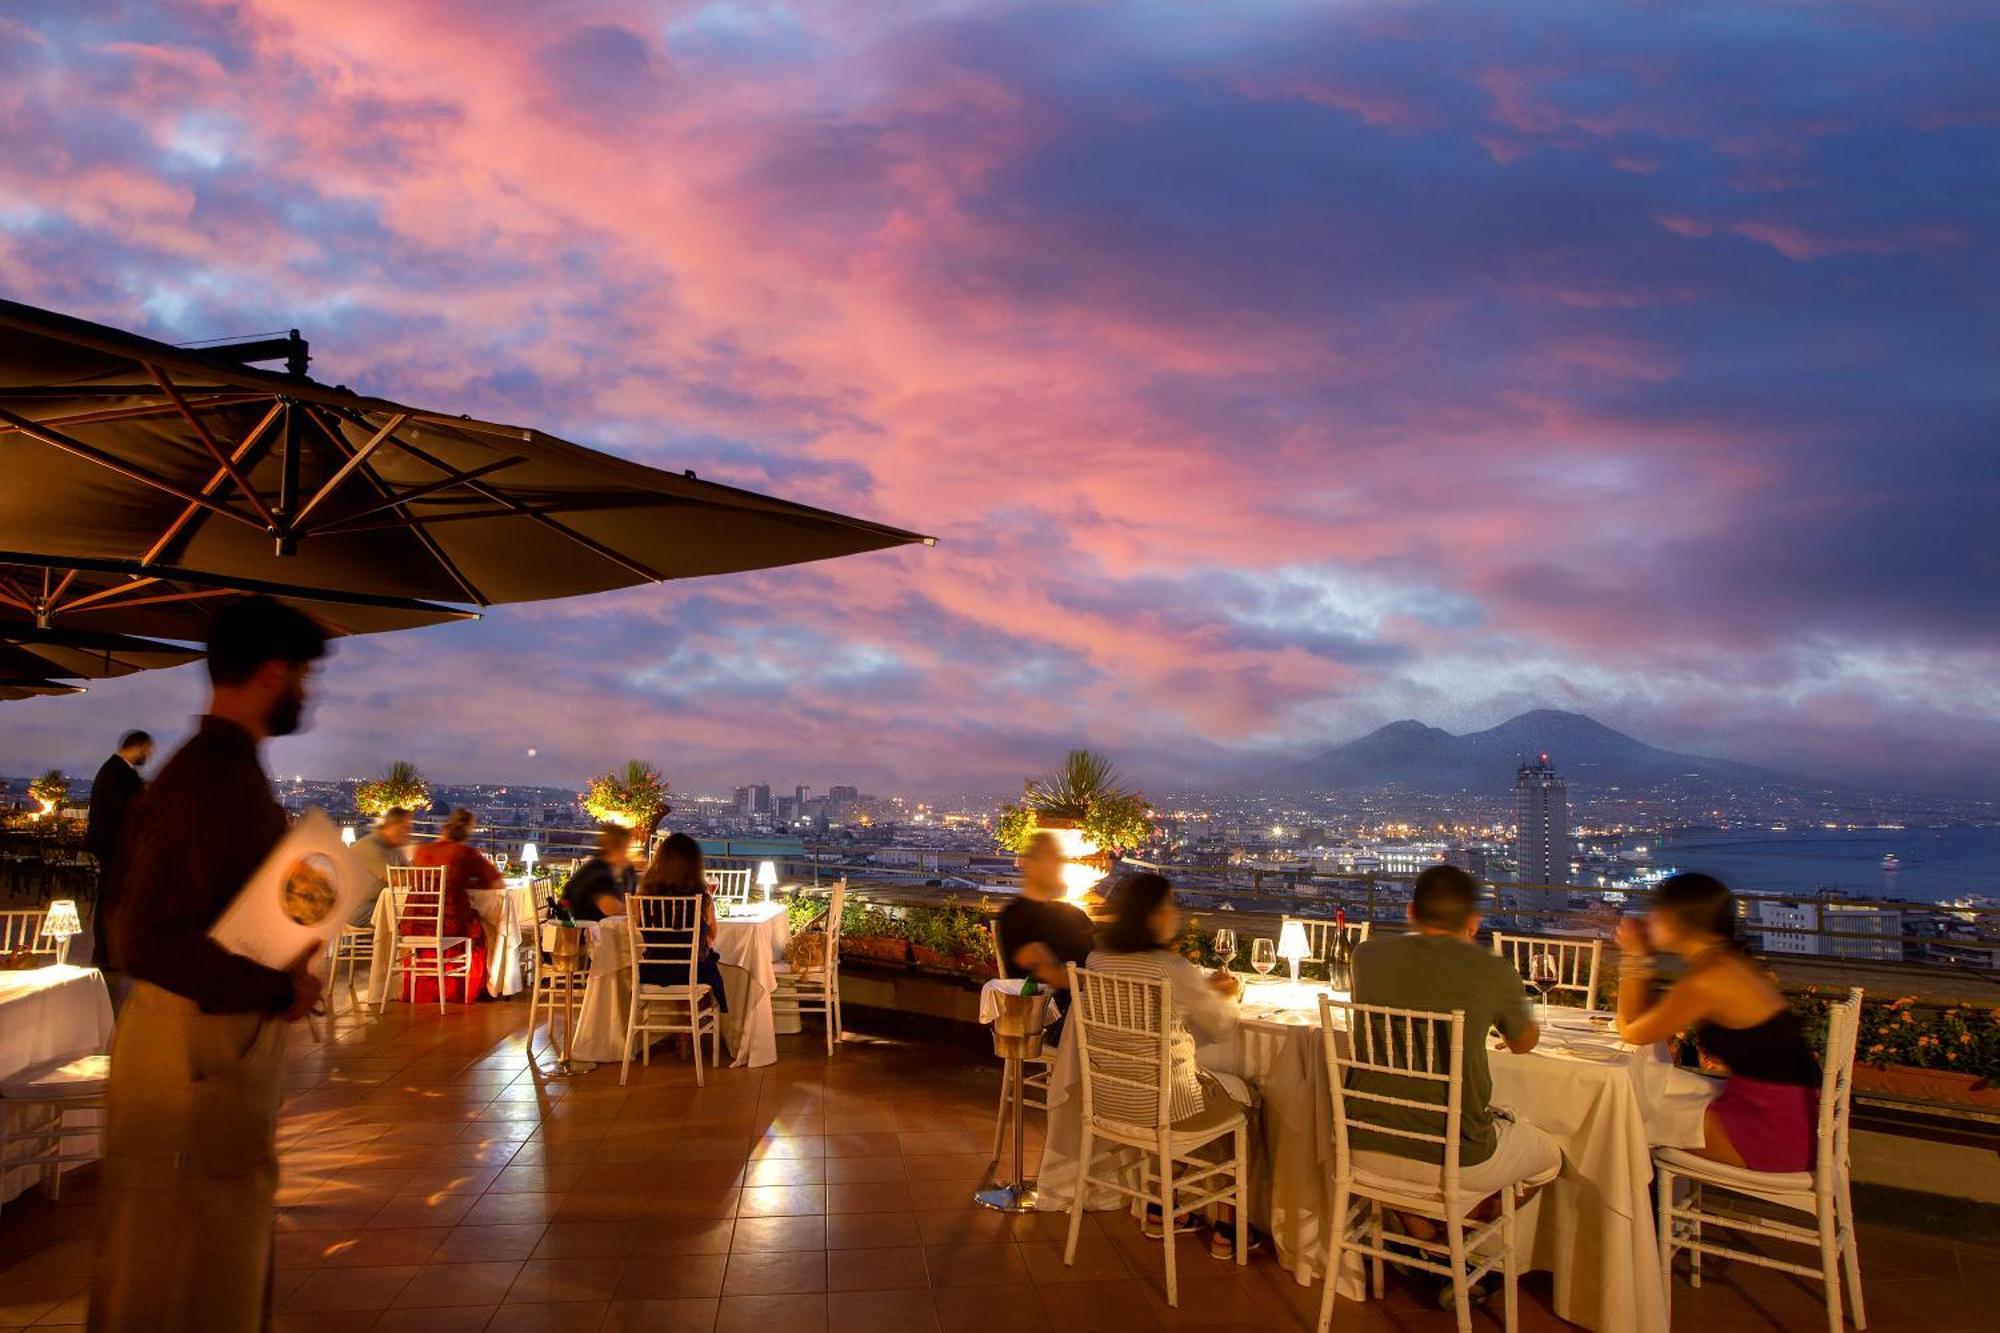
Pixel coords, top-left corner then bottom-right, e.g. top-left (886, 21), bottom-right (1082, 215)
top-left (208, 807), bottom-right (368, 970)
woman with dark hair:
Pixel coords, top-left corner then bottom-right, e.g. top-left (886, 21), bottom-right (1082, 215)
top-left (1086, 873), bottom-right (1251, 1258)
top-left (1615, 872), bottom-right (1821, 1171)
top-left (636, 831), bottom-right (727, 1009)
top-left (405, 807), bottom-right (494, 1003)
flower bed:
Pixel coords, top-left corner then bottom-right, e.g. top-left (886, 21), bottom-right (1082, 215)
top-left (1796, 989), bottom-right (2000, 1109)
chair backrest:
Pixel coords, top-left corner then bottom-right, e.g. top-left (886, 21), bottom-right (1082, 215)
top-left (707, 868), bottom-right (753, 905)
top-left (0, 909), bottom-right (57, 959)
top-left (1284, 914), bottom-right (1371, 963)
top-left (1319, 996), bottom-right (1468, 1197)
top-left (629, 893), bottom-right (702, 989)
top-left (1490, 932), bottom-right (1603, 1010)
top-left (387, 864), bottom-right (448, 934)
top-left (1816, 987), bottom-right (1864, 1187)
top-left (825, 879), bottom-right (848, 950)
top-left (1066, 963), bottom-right (1173, 1135)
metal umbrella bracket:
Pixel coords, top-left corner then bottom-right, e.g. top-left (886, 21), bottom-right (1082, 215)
top-left (0, 299), bottom-right (933, 610)
top-left (976, 988), bottom-right (1054, 1214)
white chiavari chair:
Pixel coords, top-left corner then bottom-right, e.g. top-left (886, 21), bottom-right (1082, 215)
top-left (986, 918), bottom-right (1055, 1159)
top-left (385, 864), bottom-right (475, 1014)
top-left (772, 879), bottom-right (846, 1055)
top-left (706, 867), bottom-right (753, 907)
top-left (622, 894), bottom-right (722, 1086)
top-left (1654, 987), bottom-right (1867, 1333)
top-left (1283, 914), bottom-right (1371, 965)
top-left (0, 909), bottom-right (58, 963)
top-left (1062, 964), bottom-right (1249, 1307)
top-left (0, 1051), bottom-right (108, 1219)
top-left (1318, 996), bottom-right (1548, 1333)
top-left (330, 920), bottom-right (374, 1016)
top-left (1489, 932), bottom-right (1603, 1011)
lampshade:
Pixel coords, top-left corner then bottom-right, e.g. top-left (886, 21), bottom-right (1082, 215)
top-left (41, 899), bottom-right (81, 939)
top-left (756, 860), bottom-right (780, 888)
top-left (522, 841), bottom-right (539, 865)
top-left (1277, 919), bottom-right (1311, 961)
top-left (340, 825), bottom-right (357, 846)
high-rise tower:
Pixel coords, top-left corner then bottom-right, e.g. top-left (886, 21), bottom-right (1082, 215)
top-left (1513, 754), bottom-right (1569, 886)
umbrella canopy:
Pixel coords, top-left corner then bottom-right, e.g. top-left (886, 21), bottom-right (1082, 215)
top-left (0, 554), bottom-right (477, 641)
top-left (0, 626), bottom-right (202, 680)
top-left (0, 679), bottom-right (83, 702)
top-left (0, 300), bottom-right (934, 607)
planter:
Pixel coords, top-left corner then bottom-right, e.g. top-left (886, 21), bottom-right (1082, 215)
top-left (1854, 1064), bottom-right (2000, 1109)
top-left (911, 946), bottom-right (990, 977)
top-left (843, 934), bottom-right (910, 967)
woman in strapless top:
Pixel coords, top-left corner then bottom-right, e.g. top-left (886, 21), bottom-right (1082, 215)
top-left (1613, 873), bottom-right (1821, 1172)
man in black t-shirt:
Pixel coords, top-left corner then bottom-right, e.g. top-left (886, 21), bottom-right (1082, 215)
top-left (995, 832), bottom-right (1095, 993)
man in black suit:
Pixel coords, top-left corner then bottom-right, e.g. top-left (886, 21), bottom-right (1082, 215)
top-left (86, 729), bottom-right (152, 970)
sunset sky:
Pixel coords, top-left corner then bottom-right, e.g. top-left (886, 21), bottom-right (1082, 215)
top-left (1, 1), bottom-right (1995, 797)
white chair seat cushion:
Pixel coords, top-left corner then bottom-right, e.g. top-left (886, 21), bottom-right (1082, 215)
top-left (2, 1053), bottom-right (109, 1100)
top-left (1653, 1147), bottom-right (1815, 1205)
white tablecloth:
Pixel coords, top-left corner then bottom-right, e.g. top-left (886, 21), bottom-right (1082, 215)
top-left (1037, 982), bottom-right (1715, 1333)
top-left (365, 879), bottom-right (540, 1005)
top-left (0, 965), bottom-right (114, 1203)
top-left (569, 903), bottom-right (790, 1068)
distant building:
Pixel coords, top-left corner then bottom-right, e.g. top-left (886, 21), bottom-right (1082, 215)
top-left (732, 783), bottom-right (771, 816)
top-left (1751, 896), bottom-right (1904, 962)
top-left (1513, 755), bottom-right (1569, 886)
top-left (1445, 845), bottom-right (1492, 880)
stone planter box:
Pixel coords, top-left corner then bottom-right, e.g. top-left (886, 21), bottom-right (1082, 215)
top-left (843, 934), bottom-right (910, 967)
top-left (1855, 1064), bottom-right (2000, 1109)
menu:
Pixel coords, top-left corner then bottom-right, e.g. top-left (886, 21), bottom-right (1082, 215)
top-left (208, 807), bottom-right (368, 969)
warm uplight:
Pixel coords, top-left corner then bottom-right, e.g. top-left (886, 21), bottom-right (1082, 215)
top-left (1040, 826), bottom-right (1103, 903)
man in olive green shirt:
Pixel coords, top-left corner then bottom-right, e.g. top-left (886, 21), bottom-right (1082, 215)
top-left (1347, 865), bottom-right (1560, 1196)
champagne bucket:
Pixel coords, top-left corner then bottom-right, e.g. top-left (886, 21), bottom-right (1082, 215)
top-left (991, 991), bottom-right (1052, 1060)
top-left (550, 923), bottom-right (583, 968)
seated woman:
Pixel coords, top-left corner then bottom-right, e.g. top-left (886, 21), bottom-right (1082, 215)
top-left (404, 807), bottom-right (494, 1003)
top-left (1615, 872), bottom-right (1822, 1172)
top-left (561, 824), bottom-right (637, 921)
top-left (634, 831), bottom-right (727, 1011)
top-left (1085, 872), bottom-right (1250, 1259)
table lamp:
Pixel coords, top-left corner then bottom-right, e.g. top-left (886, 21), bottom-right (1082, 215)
top-left (522, 841), bottom-right (540, 875)
top-left (41, 899), bottom-right (81, 966)
top-left (341, 825), bottom-right (357, 846)
top-left (757, 860), bottom-right (780, 902)
top-left (1277, 919), bottom-right (1311, 987)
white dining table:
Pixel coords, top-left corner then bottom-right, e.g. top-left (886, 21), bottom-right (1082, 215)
top-left (1035, 979), bottom-right (1716, 1333)
top-left (568, 901), bottom-right (790, 1068)
top-left (0, 965), bottom-right (114, 1203)
top-left (365, 878), bottom-right (540, 1005)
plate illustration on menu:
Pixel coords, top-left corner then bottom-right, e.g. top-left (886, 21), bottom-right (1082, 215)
top-left (280, 852), bottom-right (340, 926)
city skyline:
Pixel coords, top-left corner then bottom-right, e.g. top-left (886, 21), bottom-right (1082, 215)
top-left (0, 2), bottom-right (1996, 798)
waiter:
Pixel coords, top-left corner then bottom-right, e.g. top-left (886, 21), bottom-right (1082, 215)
top-left (90, 597), bottom-right (329, 1333)
top-left (84, 729), bottom-right (151, 971)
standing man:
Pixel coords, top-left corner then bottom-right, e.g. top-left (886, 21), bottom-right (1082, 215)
top-left (349, 806), bottom-right (414, 924)
top-left (84, 729), bottom-right (151, 971)
top-left (90, 598), bottom-right (328, 1333)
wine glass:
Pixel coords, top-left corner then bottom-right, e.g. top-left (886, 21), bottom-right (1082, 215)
top-left (1214, 928), bottom-right (1238, 971)
top-left (1529, 950), bottom-right (1561, 1024)
top-left (1250, 937), bottom-right (1276, 980)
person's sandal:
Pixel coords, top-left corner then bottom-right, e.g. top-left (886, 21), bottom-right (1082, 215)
top-left (1141, 1205), bottom-right (1198, 1239)
top-left (1207, 1220), bottom-right (1258, 1260)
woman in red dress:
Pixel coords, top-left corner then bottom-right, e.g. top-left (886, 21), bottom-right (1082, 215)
top-left (402, 807), bottom-right (495, 1003)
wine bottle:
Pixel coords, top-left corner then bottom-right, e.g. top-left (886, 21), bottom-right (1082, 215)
top-left (1330, 908), bottom-right (1353, 992)
top-left (1019, 973), bottom-right (1039, 996)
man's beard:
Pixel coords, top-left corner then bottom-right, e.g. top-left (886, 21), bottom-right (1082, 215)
top-left (267, 688), bottom-right (308, 737)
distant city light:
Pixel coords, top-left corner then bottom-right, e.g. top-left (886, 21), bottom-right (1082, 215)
top-left (526, 747), bottom-right (539, 757)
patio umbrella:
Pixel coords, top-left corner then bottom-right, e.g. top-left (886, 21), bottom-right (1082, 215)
top-left (0, 300), bottom-right (934, 608)
top-left (0, 626), bottom-right (202, 680)
top-left (0, 679), bottom-right (84, 702)
top-left (0, 554), bottom-right (477, 641)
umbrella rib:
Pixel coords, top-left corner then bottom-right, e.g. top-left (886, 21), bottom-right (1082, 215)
top-left (145, 364), bottom-right (283, 531)
top-left (301, 406), bottom-right (489, 606)
top-left (0, 393), bottom-right (266, 435)
top-left (365, 422), bottom-right (668, 584)
top-left (0, 406), bottom-right (268, 533)
top-left (291, 412), bottom-right (407, 525)
top-left (139, 400), bottom-right (287, 566)
top-left (299, 455), bottom-right (527, 533)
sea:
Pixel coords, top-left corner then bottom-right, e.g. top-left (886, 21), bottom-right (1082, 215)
top-left (1653, 826), bottom-right (2000, 904)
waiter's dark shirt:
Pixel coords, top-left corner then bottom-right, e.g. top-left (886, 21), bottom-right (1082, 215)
top-left (560, 857), bottom-right (635, 923)
top-left (995, 896), bottom-right (1095, 979)
top-left (85, 754), bottom-right (142, 864)
top-left (112, 716), bottom-right (294, 1014)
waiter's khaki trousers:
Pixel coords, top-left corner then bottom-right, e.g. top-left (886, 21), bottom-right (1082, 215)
top-left (88, 982), bottom-right (287, 1333)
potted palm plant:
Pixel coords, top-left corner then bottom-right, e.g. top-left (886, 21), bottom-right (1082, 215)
top-left (27, 770), bottom-right (66, 819)
top-left (582, 759), bottom-right (672, 840)
top-left (994, 749), bottom-right (1153, 903)
top-left (354, 760), bottom-right (431, 817)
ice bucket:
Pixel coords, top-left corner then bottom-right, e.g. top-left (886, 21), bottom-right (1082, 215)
top-left (990, 990), bottom-right (1052, 1060)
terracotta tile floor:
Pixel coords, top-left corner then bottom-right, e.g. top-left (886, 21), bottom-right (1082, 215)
top-left (0, 1000), bottom-right (1990, 1331)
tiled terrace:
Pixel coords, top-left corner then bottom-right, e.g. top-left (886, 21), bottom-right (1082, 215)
top-left (0, 1003), bottom-right (1989, 1333)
